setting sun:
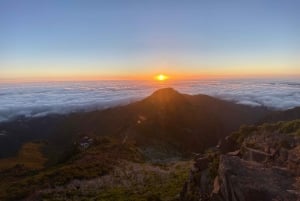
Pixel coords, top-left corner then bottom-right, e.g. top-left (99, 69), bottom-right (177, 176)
top-left (155, 74), bottom-right (169, 81)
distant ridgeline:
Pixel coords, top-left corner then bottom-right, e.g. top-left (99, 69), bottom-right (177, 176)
top-left (0, 88), bottom-right (273, 160)
top-left (2, 88), bottom-right (300, 161)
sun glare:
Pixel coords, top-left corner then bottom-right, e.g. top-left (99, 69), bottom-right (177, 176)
top-left (155, 74), bottom-right (169, 81)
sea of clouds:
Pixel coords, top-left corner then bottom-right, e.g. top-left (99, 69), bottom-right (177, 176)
top-left (0, 79), bottom-right (300, 122)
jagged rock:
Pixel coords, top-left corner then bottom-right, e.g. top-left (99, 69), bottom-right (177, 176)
top-left (212, 176), bottom-right (220, 194)
top-left (200, 169), bottom-right (211, 194)
top-left (242, 146), bottom-right (272, 163)
top-left (218, 155), bottom-right (299, 201)
top-left (218, 136), bottom-right (238, 154)
top-left (279, 148), bottom-right (289, 162)
top-left (180, 155), bottom-right (217, 201)
top-left (270, 147), bottom-right (278, 156)
top-left (288, 145), bottom-right (300, 176)
top-left (195, 156), bottom-right (210, 171)
top-left (181, 120), bottom-right (300, 201)
top-left (226, 150), bottom-right (240, 157)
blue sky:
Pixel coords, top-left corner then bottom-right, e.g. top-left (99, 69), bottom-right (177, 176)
top-left (0, 0), bottom-right (299, 80)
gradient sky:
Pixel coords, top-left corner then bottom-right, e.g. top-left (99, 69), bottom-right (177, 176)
top-left (0, 0), bottom-right (299, 81)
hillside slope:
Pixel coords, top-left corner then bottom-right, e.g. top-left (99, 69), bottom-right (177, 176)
top-left (56, 88), bottom-right (269, 154)
top-left (0, 88), bottom-right (270, 161)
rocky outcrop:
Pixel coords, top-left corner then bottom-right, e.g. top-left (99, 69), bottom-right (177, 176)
top-left (288, 145), bottom-right (300, 176)
top-left (181, 120), bottom-right (300, 201)
top-left (241, 145), bottom-right (272, 163)
top-left (217, 155), bottom-right (299, 201)
top-left (181, 152), bottom-right (219, 201)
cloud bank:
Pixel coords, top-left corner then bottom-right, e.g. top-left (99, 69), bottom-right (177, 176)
top-left (176, 79), bottom-right (300, 110)
top-left (0, 79), bottom-right (300, 122)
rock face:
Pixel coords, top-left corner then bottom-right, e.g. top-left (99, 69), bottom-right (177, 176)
top-left (218, 155), bottom-right (298, 201)
top-left (289, 145), bottom-right (300, 176)
top-left (181, 120), bottom-right (300, 201)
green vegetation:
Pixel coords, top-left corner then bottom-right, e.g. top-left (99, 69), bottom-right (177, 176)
top-left (231, 125), bottom-right (258, 145)
top-left (43, 168), bottom-right (188, 201)
top-left (278, 120), bottom-right (300, 134)
top-left (208, 157), bottom-right (219, 180)
top-left (260, 120), bottom-right (300, 134)
top-left (231, 119), bottom-right (300, 145)
top-left (0, 137), bottom-right (191, 201)
top-left (296, 128), bottom-right (300, 136)
top-left (203, 149), bottom-right (220, 180)
top-left (40, 163), bottom-right (189, 201)
top-left (3, 160), bottom-right (190, 201)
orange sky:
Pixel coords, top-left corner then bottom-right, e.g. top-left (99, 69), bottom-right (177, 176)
top-left (1, 67), bottom-right (299, 83)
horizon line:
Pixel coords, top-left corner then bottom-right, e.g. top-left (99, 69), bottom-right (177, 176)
top-left (1, 74), bottom-right (300, 84)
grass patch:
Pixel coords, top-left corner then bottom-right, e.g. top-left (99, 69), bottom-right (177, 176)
top-left (0, 137), bottom-right (190, 201)
top-left (39, 161), bottom-right (191, 201)
top-left (0, 142), bottom-right (46, 170)
top-left (231, 119), bottom-right (300, 145)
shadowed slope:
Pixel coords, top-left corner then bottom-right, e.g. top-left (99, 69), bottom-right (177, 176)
top-left (261, 107), bottom-right (300, 123)
top-left (0, 88), bottom-right (270, 160)
top-left (58, 88), bottom-right (269, 154)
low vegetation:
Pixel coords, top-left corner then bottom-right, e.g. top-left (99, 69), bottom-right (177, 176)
top-left (0, 142), bottom-right (46, 170)
top-left (0, 137), bottom-right (191, 201)
top-left (231, 119), bottom-right (300, 145)
top-left (40, 161), bottom-right (190, 201)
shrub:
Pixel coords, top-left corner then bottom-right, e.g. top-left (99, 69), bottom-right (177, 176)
top-left (208, 157), bottom-right (219, 180)
top-left (279, 120), bottom-right (300, 134)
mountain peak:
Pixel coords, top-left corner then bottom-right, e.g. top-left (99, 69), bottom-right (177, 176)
top-left (143, 88), bottom-right (187, 107)
top-left (150, 88), bottom-right (180, 97)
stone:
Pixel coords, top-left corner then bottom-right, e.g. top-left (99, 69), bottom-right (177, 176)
top-left (218, 155), bottom-right (299, 201)
top-left (194, 156), bottom-right (210, 171)
top-left (242, 146), bottom-right (271, 163)
top-left (226, 150), bottom-right (240, 157)
top-left (288, 145), bottom-right (300, 176)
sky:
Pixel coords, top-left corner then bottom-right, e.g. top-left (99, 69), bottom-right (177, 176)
top-left (0, 0), bottom-right (299, 81)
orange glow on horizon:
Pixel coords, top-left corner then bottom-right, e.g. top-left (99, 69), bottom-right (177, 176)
top-left (1, 68), bottom-right (300, 83)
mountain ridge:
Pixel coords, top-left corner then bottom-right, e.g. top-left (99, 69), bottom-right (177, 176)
top-left (0, 88), bottom-right (270, 161)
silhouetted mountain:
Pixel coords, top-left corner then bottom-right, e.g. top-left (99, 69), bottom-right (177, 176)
top-left (0, 88), bottom-right (270, 160)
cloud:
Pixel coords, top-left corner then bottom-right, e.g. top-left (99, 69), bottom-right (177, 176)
top-left (0, 79), bottom-right (300, 122)
top-left (174, 79), bottom-right (300, 110)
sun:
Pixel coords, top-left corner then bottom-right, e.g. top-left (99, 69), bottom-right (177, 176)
top-left (155, 74), bottom-right (169, 81)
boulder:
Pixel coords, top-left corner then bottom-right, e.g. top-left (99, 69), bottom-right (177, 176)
top-left (218, 136), bottom-right (238, 154)
top-left (194, 156), bottom-right (210, 171)
top-left (288, 145), bottom-right (300, 176)
top-left (226, 150), bottom-right (240, 157)
top-left (279, 148), bottom-right (289, 162)
top-left (242, 146), bottom-right (272, 163)
top-left (212, 176), bottom-right (220, 194)
top-left (218, 155), bottom-right (299, 201)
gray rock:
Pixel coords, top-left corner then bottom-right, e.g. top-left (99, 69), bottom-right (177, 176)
top-left (195, 156), bottom-right (210, 171)
top-left (218, 155), bottom-right (299, 201)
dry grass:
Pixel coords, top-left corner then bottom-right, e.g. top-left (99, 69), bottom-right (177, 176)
top-left (0, 142), bottom-right (46, 170)
top-left (39, 160), bottom-right (192, 201)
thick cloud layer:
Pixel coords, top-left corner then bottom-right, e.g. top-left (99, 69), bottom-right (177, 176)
top-left (0, 79), bottom-right (300, 122)
top-left (175, 79), bottom-right (300, 110)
